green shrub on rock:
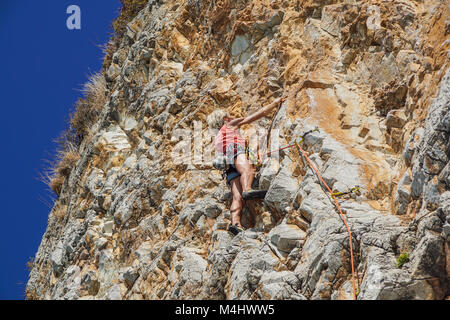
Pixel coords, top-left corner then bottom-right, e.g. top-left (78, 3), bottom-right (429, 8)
top-left (397, 252), bottom-right (410, 268)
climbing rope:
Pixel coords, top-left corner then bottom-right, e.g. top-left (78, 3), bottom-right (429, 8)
top-left (245, 126), bottom-right (358, 299)
top-left (295, 141), bottom-right (358, 300)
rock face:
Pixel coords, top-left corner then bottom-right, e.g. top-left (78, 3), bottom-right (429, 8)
top-left (27, 0), bottom-right (449, 300)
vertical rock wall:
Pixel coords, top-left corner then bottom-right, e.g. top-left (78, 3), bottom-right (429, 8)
top-left (27, 0), bottom-right (449, 300)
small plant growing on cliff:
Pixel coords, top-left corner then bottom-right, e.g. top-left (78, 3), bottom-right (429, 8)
top-left (46, 147), bottom-right (80, 196)
top-left (40, 129), bottom-right (80, 196)
top-left (397, 252), bottom-right (410, 268)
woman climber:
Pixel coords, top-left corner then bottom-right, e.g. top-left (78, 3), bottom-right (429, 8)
top-left (207, 95), bottom-right (286, 235)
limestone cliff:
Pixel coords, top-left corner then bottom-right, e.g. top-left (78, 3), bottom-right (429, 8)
top-left (27, 0), bottom-right (449, 300)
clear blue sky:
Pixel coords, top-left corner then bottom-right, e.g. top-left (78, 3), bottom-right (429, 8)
top-left (0, 0), bottom-right (121, 299)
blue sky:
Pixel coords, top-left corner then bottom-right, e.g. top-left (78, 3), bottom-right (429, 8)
top-left (0, 1), bottom-right (120, 299)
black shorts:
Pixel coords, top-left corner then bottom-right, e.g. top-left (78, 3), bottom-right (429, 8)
top-left (224, 143), bottom-right (245, 187)
top-left (225, 164), bottom-right (241, 187)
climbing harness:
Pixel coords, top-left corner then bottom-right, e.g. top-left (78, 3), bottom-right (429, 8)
top-left (295, 141), bottom-right (358, 300)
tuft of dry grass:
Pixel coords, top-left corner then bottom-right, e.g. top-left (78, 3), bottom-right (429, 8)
top-left (39, 128), bottom-right (81, 196)
top-left (56, 151), bottom-right (80, 177)
top-left (70, 72), bottom-right (106, 142)
top-left (47, 146), bottom-right (80, 197)
top-left (52, 203), bottom-right (68, 221)
top-left (49, 175), bottom-right (65, 196)
top-left (40, 72), bottom-right (105, 198)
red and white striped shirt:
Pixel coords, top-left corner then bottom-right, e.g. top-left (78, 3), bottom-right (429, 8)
top-left (214, 124), bottom-right (246, 153)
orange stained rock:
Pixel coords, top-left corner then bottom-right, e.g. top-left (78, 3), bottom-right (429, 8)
top-left (285, 81), bottom-right (392, 204)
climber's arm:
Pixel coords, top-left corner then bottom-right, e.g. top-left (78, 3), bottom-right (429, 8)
top-left (238, 97), bottom-right (284, 127)
top-left (227, 117), bottom-right (245, 127)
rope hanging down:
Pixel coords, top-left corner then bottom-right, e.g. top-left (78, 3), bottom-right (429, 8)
top-left (246, 127), bottom-right (358, 299)
top-left (295, 142), bottom-right (358, 300)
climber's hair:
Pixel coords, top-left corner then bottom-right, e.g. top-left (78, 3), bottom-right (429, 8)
top-left (207, 109), bottom-right (229, 129)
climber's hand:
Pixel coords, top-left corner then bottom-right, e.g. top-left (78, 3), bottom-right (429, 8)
top-left (273, 97), bottom-right (284, 106)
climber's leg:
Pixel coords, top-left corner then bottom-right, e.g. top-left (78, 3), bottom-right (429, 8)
top-left (229, 176), bottom-right (244, 228)
top-left (234, 153), bottom-right (254, 192)
top-left (235, 153), bottom-right (267, 200)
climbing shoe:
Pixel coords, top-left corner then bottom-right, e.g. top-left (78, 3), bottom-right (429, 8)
top-left (242, 189), bottom-right (267, 200)
top-left (228, 224), bottom-right (244, 235)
